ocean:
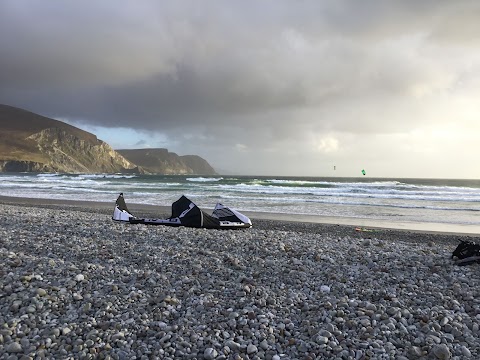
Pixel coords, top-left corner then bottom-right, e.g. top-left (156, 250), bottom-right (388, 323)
top-left (1, 173), bottom-right (479, 232)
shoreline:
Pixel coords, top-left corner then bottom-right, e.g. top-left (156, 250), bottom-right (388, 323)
top-left (1, 194), bottom-right (479, 237)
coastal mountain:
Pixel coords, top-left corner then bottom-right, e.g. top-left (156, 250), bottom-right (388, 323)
top-left (0, 104), bottom-right (216, 175)
top-left (117, 148), bottom-right (217, 175)
top-left (0, 104), bottom-right (140, 173)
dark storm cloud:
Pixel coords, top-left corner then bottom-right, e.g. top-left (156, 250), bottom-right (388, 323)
top-left (0, 0), bottom-right (479, 176)
top-left (0, 2), bottom-right (474, 111)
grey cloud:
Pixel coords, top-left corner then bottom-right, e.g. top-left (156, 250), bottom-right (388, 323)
top-left (0, 0), bottom-right (479, 176)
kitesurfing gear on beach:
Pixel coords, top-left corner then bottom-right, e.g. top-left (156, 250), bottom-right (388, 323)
top-left (112, 193), bottom-right (135, 222)
top-left (112, 193), bottom-right (252, 229)
top-left (452, 240), bottom-right (480, 266)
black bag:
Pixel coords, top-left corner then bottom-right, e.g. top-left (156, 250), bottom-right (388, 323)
top-left (452, 240), bottom-right (480, 266)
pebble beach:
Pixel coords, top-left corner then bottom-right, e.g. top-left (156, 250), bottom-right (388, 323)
top-left (1, 200), bottom-right (480, 360)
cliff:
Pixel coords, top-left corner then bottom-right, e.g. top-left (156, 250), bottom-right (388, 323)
top-left (0, 104), bottom-right (140, 173)
top-left (0, 104), bottom-right (217, 175)
top-left (117, 148), bottom-right (217, 175)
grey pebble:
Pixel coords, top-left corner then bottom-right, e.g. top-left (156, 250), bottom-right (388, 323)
top-left (0, 203), bottom-right (478, 360)
top-left (5, 342), bottom-right (23, 353)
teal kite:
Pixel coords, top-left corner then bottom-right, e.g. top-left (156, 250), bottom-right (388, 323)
top-left (361, 169), bottom-right (366, 176)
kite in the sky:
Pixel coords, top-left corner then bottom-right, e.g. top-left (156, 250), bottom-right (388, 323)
top-left (362, 169), bottom-right (366, 176)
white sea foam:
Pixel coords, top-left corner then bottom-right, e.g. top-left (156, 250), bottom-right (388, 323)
top-left (1, 173), bottom-right (479, 226)
top-left (186, 177), bottom-right (223, 182)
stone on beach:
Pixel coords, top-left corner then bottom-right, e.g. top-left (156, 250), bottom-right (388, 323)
top-left (5, 342), bottom-right (23, 353)
top-left (432, 344), bottom-right (451, 359)
top-left (0, 202), bottom-right (479, 359)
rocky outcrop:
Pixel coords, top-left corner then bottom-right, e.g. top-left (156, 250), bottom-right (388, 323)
top-left (26, 128), bottom-right (140, 173)
top-left (117, 148), bottom-right (217, 175)
top-left (0, 104), bottom-right (215, 174)
top-left (181, 155), bottom-right (218, 175)
top-left (0, 160), bottom-right (50, 172)
top-left (0, 104), bottom-right (143, 173)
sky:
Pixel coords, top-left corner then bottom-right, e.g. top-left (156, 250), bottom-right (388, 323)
top-left (1, 0), bottom-right (479, 178)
